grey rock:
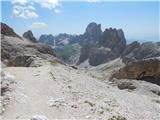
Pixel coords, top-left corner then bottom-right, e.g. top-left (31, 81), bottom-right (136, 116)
top-left (78, 23), bottom-right (126, 66)
top-left (1, 22), bottom-right (21, 38)
top-left (1, 23), bottom-right (57, 67)
top-left (117, 82), bottom-right (136, 90)
top-left (1, 71), bottom-right (15, 115)
top-left (7, 55), bottom-right (35, 67)
top-left (89, 47), bottom-right (117, 66)
top-left (122, 42), bottom-right (160, 64)
top-left (82, 22), bottom-right (102, 45)
top-left (77, 43), bottom-right (94, 64)
top-left (100, 28), bottom-right (126, 57)
top-left (23, 30), bottom-right (37, 43)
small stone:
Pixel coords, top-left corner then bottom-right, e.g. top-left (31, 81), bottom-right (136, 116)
top-left (84, 100), bottom-right (95, 107)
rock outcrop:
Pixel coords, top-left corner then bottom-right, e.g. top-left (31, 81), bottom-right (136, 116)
top-left (89, 47), bottom-right (116, 66)
top-left (99, 28), bottom-right (126, 57)
top-left (23, 30), bottom-right (37, 43)
top-left (1, 23), bottom-right (58, 67)
top-left (81, 22), bottom-right (102, 45)
top-left (122, 42), bottom-right (160, 64)
top-left (1, 22), bottom-right (20, 38)
top-left (111, 58), bottom-right (160, 85)
top-left (77, 43), bottom-right (94, 64)
top-left (78, 22), bottom-right (126, 66)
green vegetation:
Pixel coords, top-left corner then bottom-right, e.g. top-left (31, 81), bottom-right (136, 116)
top-left (56, 44), bottom-right (81, 62)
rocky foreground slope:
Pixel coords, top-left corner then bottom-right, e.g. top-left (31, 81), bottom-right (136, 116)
top-left (2, 63), bottom-right (160, 120)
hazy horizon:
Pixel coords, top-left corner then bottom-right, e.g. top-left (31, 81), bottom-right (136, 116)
top-left (1, 0), bottom-right (159, 43)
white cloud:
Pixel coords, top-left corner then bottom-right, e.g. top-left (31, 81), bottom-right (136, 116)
top-left (12, 0), bottom-right (61, 19)
top-left (54, 9), bottom-right (61, 13)
top-left (37, 0), bottom-right (60, 10)
top-left (12, 1), bottom-right (38, 19)
top-left (29, 22), bottom-right (48, 29)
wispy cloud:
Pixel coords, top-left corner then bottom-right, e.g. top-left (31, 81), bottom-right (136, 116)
top-left (12, 0), bottom-right (38, 19)
top-left (37, 0), bottom-right (60, 10)
top-left (29, 22), bottom-right (48, 29)
top-left (12, 0), bottom-right (61, 19)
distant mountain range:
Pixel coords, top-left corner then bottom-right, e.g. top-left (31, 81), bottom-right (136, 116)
top-left (38, 22), bottom-right (160, 66)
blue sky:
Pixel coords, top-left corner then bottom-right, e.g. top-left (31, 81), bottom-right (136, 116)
top-left (1, 0), bottom-right (159, 42)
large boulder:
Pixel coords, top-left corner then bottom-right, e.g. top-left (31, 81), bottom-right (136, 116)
top-left (23, 30), bottom-right (37, 43)
top-left (111, 58), bottom-right (160, 85)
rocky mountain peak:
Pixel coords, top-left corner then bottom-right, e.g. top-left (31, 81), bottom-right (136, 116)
top-left (1, 22), bottom-right (20, 38)
top-left (78, 23), bottom-right (127, 66)
top-left (85, 22), bottom-right (101, 34)
top-left (83, 22), bottom-right (102, 44)
top-left (100, 28), bottom-right (126, 56)
top-left (23, 30), bottom-right (37, 43)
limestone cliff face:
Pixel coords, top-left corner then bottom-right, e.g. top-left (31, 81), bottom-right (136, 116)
top-left (82, 22), bottom-right (102, 45)
top-left (78, 23), bottom-right (126, 66)
top-left (100, 28), bottom-right (126, 57)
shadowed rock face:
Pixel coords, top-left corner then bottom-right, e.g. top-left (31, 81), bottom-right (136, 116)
top-left (23, 30), bottom-right (37, 43)
top-left (78, 23), bottom-right (126, 66)
top-left (89, 47), bottom-right (116, 66)
top-left (77, 43), bottom-right (93, 64)
top-left (1, 22), bottom-right (20, 38)
top-left (111, 58), bottom-right (160, 85)
top-left (100, 28), bottom-right (126, 57)
top-left (82, 22), bottom-right (102, 45)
